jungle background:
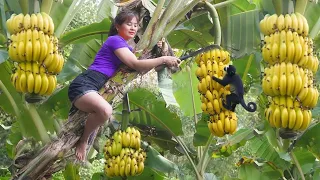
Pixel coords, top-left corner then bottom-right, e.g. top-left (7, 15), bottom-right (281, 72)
top-left (0, 0), bottom-right (320, 179)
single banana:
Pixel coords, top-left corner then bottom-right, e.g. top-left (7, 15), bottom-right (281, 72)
top-left (18, 41), bottom-right (25, 61)
top-left (41, 12), bottom-right (49, 34)
top-left (279, 75), bottom-right (287, 96)
top-left (288, 109), bottom-right (296, 129)
top-left (273, 106), bottom-right (281, 128)
top-left (25, 41), bottom-right (33, 61)
top-left (36, 13), bottom-right (44, 32)
top-left (39, 74), bottom-right (49, 95)
top-left (277, 14), bottom-right (285, 31)
top-left (293, 109), bottom-right (303, 130)
top-left (284, 14), bottom-right (292, 31)
top-left (14, 13), bottom-right (24, 34)
top-left (281, 108), bottom-right (289, 128)
top-left (27, 73), bottom-right (34, 93)
top-left (296, 13), bottom-right (304, 35)
top-left (30, 14), bottom-right (38, 30)
top-left (33, 40), bottom-right (41, 62)
top-left (290, 13), bottom-right (298, 32)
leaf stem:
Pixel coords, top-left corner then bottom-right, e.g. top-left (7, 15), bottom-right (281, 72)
top-left (186, 64), bottom-right (203, 159)
top-left (290, 151), bottom-right (306, 180)
top-left (26, 104), bottom-right (50, 143)
top-left (242, 53), bottom-right (254, 82)
top-left (199, 134), bottom-right (213, 172)
top-left (0, 80), bottom-right (27, 136)
top-left (204, 1), bottom-right (221, 45)
top-left (176, 137), bottom-right (202, 180)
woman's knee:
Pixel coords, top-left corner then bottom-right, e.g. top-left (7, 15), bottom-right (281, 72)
top-left (97, 103), bottom-right (112, 121)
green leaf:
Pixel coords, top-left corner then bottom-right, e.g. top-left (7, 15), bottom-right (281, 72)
top-left (4, 0), bottom-right (22, 14)
top-left (128, 88), bottom-right (183, 136)
top-left (114, 88), bottom-right (183, 154)
top-left (96, 0), bottom-right (118, 22)
top-left (172, 62), bottom-right (202, 117)
top-left (39, 86), bottom-right (71, 126)
top-left (6, 122), bottom-right (22, 158)
top-left (228, 128), bottom-right (255, 145)
top-left (232, 54), bottom-right (261, 81)
top-left (230, 10), bottom-right (261, 59)
top-left (91, 167), bottom-right (166, 180)
top-left (296, 122), bottom-right (320, 159)
top-left (305, 2), bottom-right (320, 36)
top-left (167, 13), bottom-right (214, 49)
top-left (63, 163), bottom-right (80, 180)
top-left (0, 48), bottom-right (8, 64)
top-left (248, 136), bottom-right (290, 170)
top-left (193, 113), bottom-right (210, 146)
top-left (230, 0), bottom-right (257, 14)
top-left (157, 68), bottom-right (179, 107)
top-left (293, 148), bottom-right (316, 174)
top-left (145, 144), bottom-right (179, 173)
top-left (58, 39), bottom-right (102, 83)
top-left (0, 33), bottom-right (6, 45)
top-left (50, 0), bottom-right (86, 37)
top-left (238, 164), bottom-right (267, 180)
top-left (59, 18), bottom-right (111, 46)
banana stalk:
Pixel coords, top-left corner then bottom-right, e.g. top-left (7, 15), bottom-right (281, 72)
top-left (121, 93), bottom-right (130, 131)
top-left (25, 104), bottom-right (50, 143)
top-left (272, 0), bottom-right (283, 15)
top-left (19, 0), bottom-right (29, 14)
top-left (290, 151), bottom-right (306, 180)
top-left (204, 1), bottom-right (221, 45)
top-left (294, 0), bottom-right (308, 14)
top-left (40, 0), bottom-right (53, 14)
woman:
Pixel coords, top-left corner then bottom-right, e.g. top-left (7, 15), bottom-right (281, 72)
top-left (68, 10), bottom-right (180, 161)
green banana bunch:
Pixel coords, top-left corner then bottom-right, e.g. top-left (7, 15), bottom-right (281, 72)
top-left (103, 127), bottom-right (146, 177)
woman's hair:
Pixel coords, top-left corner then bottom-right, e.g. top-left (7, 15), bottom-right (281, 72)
top-left (108, 10), bottom-right (139, 36)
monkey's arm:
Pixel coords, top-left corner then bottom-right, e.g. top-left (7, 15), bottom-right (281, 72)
top-left (212, 75), bottom-right (232, 86)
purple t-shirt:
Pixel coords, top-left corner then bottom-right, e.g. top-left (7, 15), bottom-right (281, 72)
top-left (88, 35), bottom-right (133, 77)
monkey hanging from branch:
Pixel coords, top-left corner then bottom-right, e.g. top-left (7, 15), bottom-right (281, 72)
top-left (212, 65), bottom-right (257, 112)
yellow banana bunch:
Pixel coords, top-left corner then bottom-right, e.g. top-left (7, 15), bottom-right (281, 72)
top-left (207, 110), bottom-right (237, 137)
top-left (261, 12), bottom-right (317, 134)
top-left (103, 130), bottom-right (146, 178)
top-left (195, 48), bottom-right (238, 137)
top-left (259, 13), bottom-right (309, 37)
top-left (7, 12), bottom-right (65, 96)
top-left (6, 12), bottom-right (54, 35)
top-left (264, 101), bottom-right (311, 131)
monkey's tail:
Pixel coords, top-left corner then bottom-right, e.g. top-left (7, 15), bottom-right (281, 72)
top-left (240, 98), bottom-right (257, 112)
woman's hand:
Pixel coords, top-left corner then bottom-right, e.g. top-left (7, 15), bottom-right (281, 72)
top-left (163, 56), bottom-right (181, 67)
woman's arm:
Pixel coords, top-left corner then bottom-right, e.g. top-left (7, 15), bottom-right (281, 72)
top-left (114, 47), bottom-right (180, 72)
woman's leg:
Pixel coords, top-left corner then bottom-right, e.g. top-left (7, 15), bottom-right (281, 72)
top-left (73, 91), bottom-right (112, 161)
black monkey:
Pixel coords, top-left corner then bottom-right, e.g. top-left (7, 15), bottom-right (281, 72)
top-left (212, 65), bottom-right (257, 112)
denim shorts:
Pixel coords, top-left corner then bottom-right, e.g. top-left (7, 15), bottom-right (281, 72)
top-left (68, 69), bottom-right (109, 104)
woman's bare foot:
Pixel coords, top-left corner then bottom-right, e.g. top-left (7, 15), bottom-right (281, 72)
top-left (75, 141), bottom-right (87, 161)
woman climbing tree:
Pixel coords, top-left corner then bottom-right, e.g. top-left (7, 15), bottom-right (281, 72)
top-left (68, 10), bottom-right (181, 161)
